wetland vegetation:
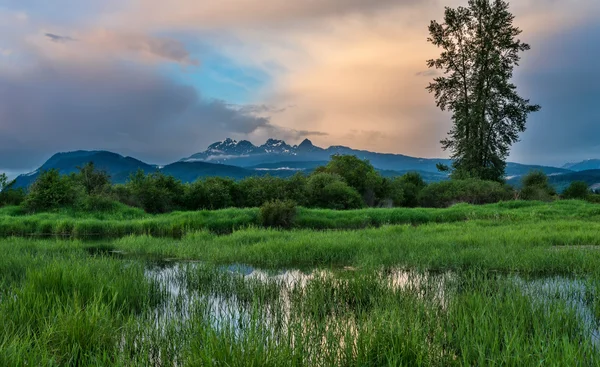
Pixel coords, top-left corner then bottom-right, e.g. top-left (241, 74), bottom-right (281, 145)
top-left (2, 205), bottom-right (600, 365)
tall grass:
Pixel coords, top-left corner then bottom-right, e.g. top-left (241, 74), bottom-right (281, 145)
top-left (0, 244), bottom-right (598, 365)
top-left (1, 200), bottom-right (600, 239)
top-left (2, 202), bottom-right (600, 364)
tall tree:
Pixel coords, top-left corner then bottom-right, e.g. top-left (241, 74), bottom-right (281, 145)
top-left (426, 0), bottom-right (540, 181)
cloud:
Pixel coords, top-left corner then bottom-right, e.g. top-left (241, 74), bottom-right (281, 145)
top-left (511, 22), bottom-right (600, 165)
top-left (0, 59), bottom-right (273, 170)
top-left (45, 33), bottom-right (76, 43)
top-left (2, 0), bottom-right (600, 172)
top-left (108, 0), bottom-right (423, 30)
top-left (34, 29), bottom-right (199, 66)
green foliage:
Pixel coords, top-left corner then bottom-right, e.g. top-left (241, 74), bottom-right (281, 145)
top-left (23, 169), bottom-right (81, 212)
top-left (0, 173), bottom-right (25, 207)
top-left (125, 170), bottom-right (185, 213)
top-left (285, 173), bottom-right (309, 207)
top-left (307, 173), bottom-right (364, 210)
top-left (520, 171), bottom-right (556, 201)
top-left (202, 177), bottom-right (235, 210)
top-left (427, 0), bottom-right (540, 181)
top-left (319, 155), bottom-right (383, 205)
top-left (259, 200), bottom-right (297, 229)
top-left (561, 181), bottom-right (590, 200)
top-left (74, 162), bottom-right (111, 195)
top-left (379, 178), bottom-right (404, 208)
top-left (234, 176), bottom-right (288, 208)
top-left (395, 172), bottom-right (427, 207)
top-left (418, 179), bottom-right (513, 208)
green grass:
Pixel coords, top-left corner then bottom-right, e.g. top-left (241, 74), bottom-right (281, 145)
top-left (1, 199), bottom-right (600, 239)
top-left (0, 242), bottom-right (598, 365)
top-left (2, 202), bottom-right (600, 365)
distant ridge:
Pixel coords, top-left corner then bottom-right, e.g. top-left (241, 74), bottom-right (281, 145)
top-left (12, 138), bottom-right (579, 188)
top-left (183, 138), bottom-right (571, 176)
top-left (563, 159), bottom-right (600, 172)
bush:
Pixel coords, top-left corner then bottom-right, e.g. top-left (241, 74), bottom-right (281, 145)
top-left (24, 169), bottom-right (81, 212)
top-left (318, 155), bottom-right (383, 205)
top-left (519, 171), bottom-right (556, 201)
top-left (307, 173), bottom-right (364, 210)
top-left (384, 178), bottom-right (405, 207)
top-left (259, 200), bottom-right (297, 229)
top-left (418, 179), bottom-right (514, 208)
top-left (0, 174), bottom-right (25, 207)
top-left (202, 177), bottom-right (235, 210)
top-left (395, 172), bottom-right (427, 207)
top-left (561, 181), bottom-right (590, 200)
top-left (0, 187), bottom-right (26, 207)
top-left (74, 162), bottom-right (111, 195)
top-left (125, 170), bottom-right (185, 213)
top-left (285, 173), bottom-right (309, 207)
top-left (234, 176), bottom-right (287, 208)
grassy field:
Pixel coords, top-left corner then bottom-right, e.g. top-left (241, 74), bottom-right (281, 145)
top-left (2, 199), bottom-right (600, 239)
top-left (1, 201), bottom-right (600, 365)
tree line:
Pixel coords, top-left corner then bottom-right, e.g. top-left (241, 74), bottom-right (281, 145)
top-left (1, 155), bottom-right (598, 215)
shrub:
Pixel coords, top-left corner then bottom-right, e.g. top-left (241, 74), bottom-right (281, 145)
top-left (234, 176), bottom-right (287, 208)
top-left (0, 187), bottom-right (26, 207)
top-left (184, 180), bottom-right (209, 210)
top-left (561, 181), bottom-right (590, 200)
top-left (384, 178), bottom-right (405, 207)
top-left (202, 177), bottom-right (235, 210)
top-left (307, 173), bottom-right (364, 210)
top-left (0, 174), bottom-right (25, 207)
top-left (318, 155), bottom-right (383, 205)
top-left (125, 170), bottom-right (185, 213)
top-left (519, 171), bottom-right (556, 201)
top-left (74, 162), bottom-right (111, 195)
top-left (395, 172), bottom-right (427, 207)
top-left (285, 173), bottom-right (309, 207)
top-left (23, 169), bottom-right (81, 212)
top-left (418, 179), bottom-right (514, 208)
top-left (259, 200), bottom-right (297, 229)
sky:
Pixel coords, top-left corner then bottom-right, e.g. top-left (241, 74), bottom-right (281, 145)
top-left (0, 0), bottom-right (598, 176)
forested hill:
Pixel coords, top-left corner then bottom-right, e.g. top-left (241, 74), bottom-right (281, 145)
top-left (11, 138), bottom-right (585, 188)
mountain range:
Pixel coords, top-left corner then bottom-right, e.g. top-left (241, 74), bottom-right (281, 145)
top-left (11, 138), bottom-right (600, 192)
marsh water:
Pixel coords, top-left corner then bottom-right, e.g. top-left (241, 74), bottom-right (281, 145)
top-left (143, 261), bottom-right (600, 349)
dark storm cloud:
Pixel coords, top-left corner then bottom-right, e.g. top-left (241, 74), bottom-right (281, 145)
top-left (512, 23), bottom-right (600, 165)
top-left (0, 60), bottom-right (275, 171)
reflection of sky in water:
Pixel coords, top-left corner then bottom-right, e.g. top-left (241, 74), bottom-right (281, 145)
top-left (513, 275), bottom-right (600, 347)
top-left (145, 263), bottom-right (600, 353)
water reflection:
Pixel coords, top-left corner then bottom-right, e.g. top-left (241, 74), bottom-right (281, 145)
top-left (144, 262), bottom-right (600, 359)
